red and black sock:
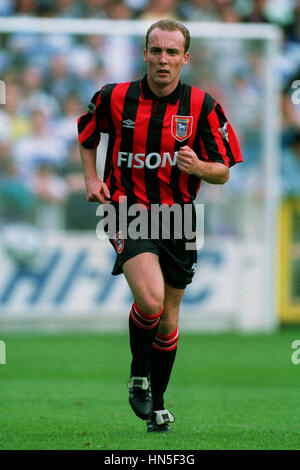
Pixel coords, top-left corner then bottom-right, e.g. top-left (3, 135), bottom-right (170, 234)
top-left (129, 301), bottom-right (162, 377)
top-left (150, 326), bottom-right (179, 411)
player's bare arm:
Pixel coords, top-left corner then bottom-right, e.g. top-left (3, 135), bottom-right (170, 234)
top-left (79, 143), bottom-right (111, 203)
top-left (176, 145), bottom-right (229, 184)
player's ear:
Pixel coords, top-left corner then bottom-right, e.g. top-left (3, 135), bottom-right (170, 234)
top-left (144, 49), bottom-right (148, 63)
top-left (183, 52), bottom-right (189, 66)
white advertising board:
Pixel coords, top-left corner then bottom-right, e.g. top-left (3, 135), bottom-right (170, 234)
top-left (0, 232), bottom-right (273, 332)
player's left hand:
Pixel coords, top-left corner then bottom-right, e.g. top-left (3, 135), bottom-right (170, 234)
top-left (176, 146), bottom-right (200, 175)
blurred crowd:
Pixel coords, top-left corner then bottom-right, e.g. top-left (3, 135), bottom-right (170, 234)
top-left (0, 0), bottom-right (300, 233)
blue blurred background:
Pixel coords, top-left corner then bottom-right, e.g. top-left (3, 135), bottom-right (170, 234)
top-left (0, 0), bottom-right (299, 329)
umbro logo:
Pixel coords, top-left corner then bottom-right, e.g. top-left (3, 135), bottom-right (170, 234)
top-left (122, 119), bottom-right (135, 129)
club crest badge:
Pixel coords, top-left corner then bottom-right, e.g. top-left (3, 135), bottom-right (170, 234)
top-left (113, 231), bottom-right (124, 254)
top-left (171, 115), bottom-right (193, 142)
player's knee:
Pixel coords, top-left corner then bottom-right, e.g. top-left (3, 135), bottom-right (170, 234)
top-left (158, 307), bottom-right (179, 335)
top-left (137, 294), bottom-right (164, 317)
top-left (158, 317), bottom-right (178, 336)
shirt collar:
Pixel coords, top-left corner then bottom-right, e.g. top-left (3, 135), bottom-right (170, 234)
top-left (140, 74), bottom-right (182, 104)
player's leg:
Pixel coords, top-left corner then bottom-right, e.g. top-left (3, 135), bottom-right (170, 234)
top-left (122, 252), bottom-right (165, 420)
top-left (123, 251), bottom-right (164, 319)
top-left (147, 283), bottom-right (184, 432)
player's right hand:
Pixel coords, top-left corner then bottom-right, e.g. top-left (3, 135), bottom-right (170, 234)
top-left (86, 178), bottom-right (111, 204)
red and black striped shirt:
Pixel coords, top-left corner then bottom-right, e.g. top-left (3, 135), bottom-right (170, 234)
top-left (77, 75), bottom-right (243, 207)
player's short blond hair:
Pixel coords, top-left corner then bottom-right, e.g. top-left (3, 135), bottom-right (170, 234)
top-left (145, 19), bottom-right (191, 54)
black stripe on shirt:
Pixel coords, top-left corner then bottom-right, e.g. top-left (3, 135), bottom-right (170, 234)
top-left (187, 92), bottom-right (211, 199)
top-left (199, 94), bottom-right (226, 164)
top-left (101, 84), bottom-right (118, 193)
top-left (119, 81), bottom-right (141, 205)
top-left (214, 103), bottom-right (235, 167)
top-left (144, 99), bottom-right (168, 204)
top-left (77, 91), bottom-right (102, 149)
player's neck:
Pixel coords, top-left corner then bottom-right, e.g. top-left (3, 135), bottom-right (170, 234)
top-left (146, 74), bottom-right (179, 98)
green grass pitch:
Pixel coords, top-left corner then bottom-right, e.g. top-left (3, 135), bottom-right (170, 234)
top-left (0, 328), bottom-right (300, 450)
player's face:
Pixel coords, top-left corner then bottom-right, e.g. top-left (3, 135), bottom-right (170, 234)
top-left (144, 28), bottom-right (189, 97)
